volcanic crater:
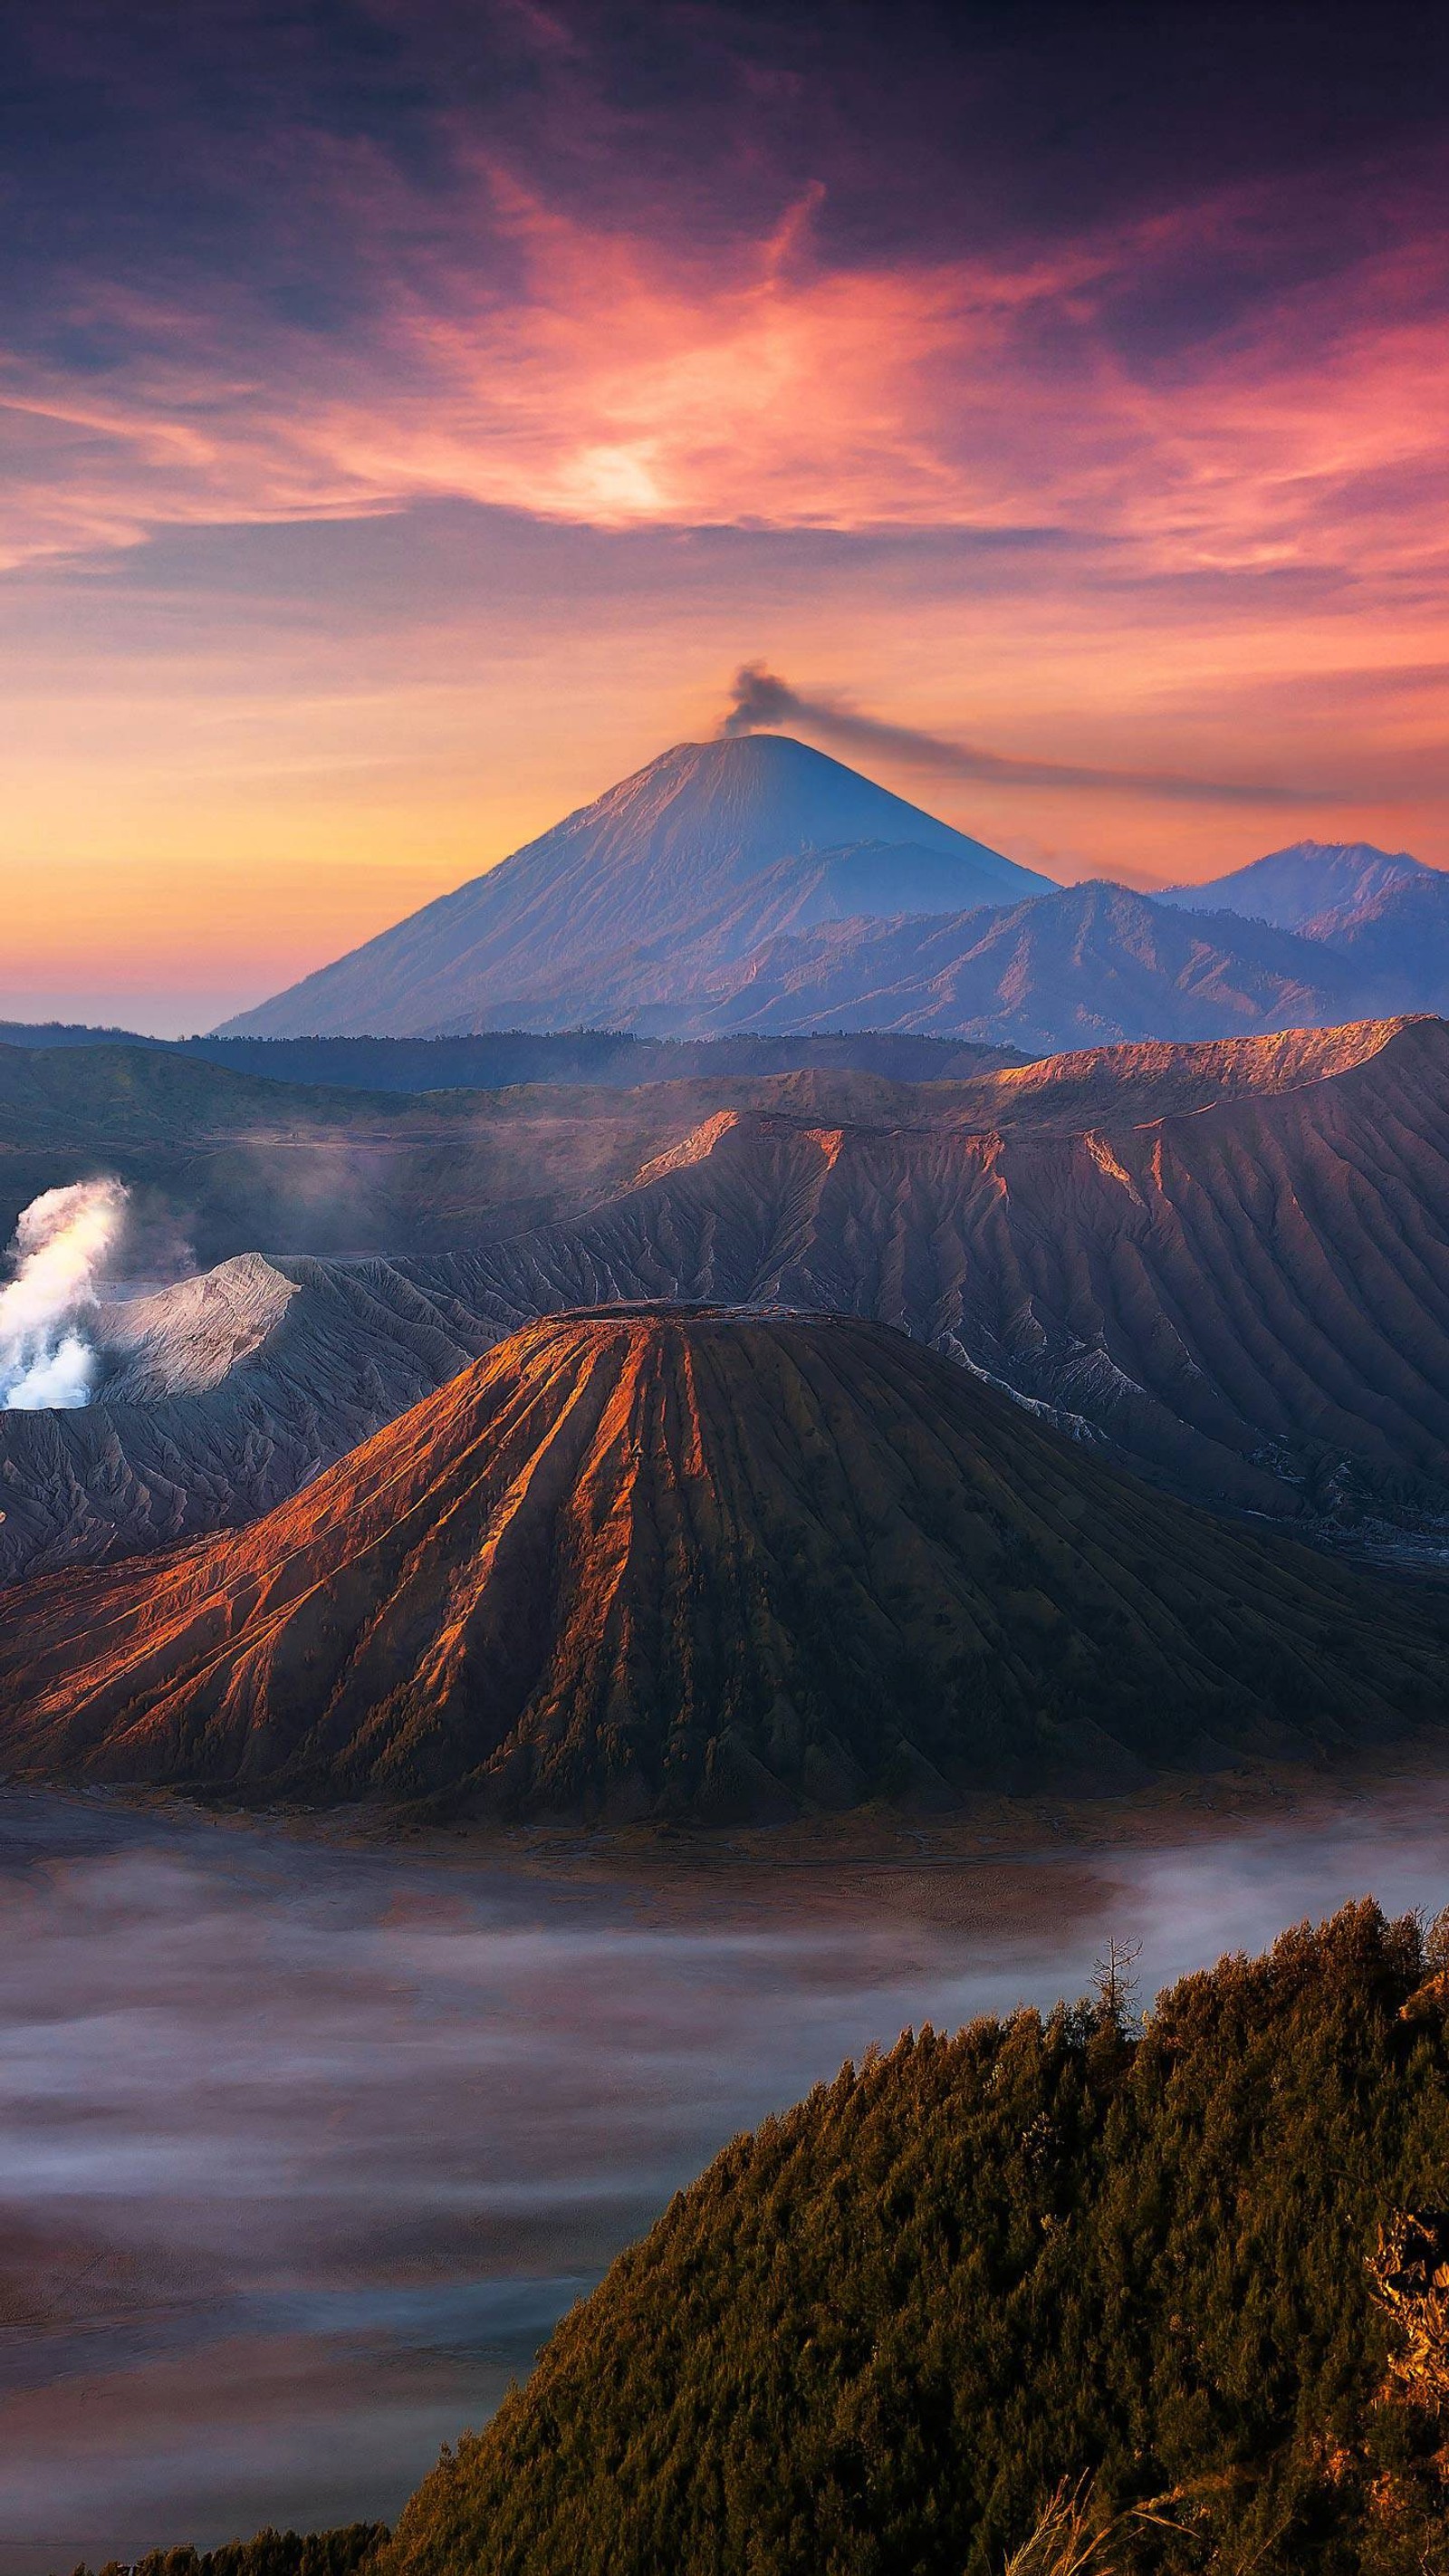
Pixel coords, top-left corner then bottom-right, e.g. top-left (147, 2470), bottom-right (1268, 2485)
top-left (1, 1306), bottom-right (1444, 1822)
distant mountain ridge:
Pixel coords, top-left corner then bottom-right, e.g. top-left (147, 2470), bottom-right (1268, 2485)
top-left (653, 842), bottom-right (1449, 1048)
top-left (1304, 870), bottom-right (1449, 1010)
top-left (218, 736), bottom-right (1050, 1040)
top-left (631, 879), bottom-right (1359, 1049)
top-left (1158, 838), bottom-right (1431, 931)
top-left (215, 737), bottom-right (1449, 1049)
top-left (1152, 839), bottom-right (1449, 1026)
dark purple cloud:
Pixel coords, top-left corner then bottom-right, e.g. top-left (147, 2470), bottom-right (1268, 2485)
top-left (2, 3), bottom-right (1447, 362)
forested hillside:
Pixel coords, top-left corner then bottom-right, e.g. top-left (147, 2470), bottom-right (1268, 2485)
top-left (381, 1904), bottom-right (1449, 2575)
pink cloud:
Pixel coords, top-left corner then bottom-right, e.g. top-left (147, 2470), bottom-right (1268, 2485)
top-left (0, 159), bottom-right (1445, 626)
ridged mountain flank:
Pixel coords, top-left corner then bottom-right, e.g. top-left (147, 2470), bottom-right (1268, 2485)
top-left (217, 736), bottom-right (1050, 1039)
top-left (5, 1017), bottom-right (1449, 1590)
top-left (1, 1310), bottom-right (1444, 1820)
top-left (636, 879), bottom-right (1358, 1046)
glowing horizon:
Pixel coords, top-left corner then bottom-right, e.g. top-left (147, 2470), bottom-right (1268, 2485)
top-left (3, 3), bottom-right (1447, 1032)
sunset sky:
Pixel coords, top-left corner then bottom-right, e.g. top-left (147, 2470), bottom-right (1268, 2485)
top-left (5, 1), bottom-right (1449, 1031)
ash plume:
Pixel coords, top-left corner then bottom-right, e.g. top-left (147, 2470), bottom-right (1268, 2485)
top-left (719, 664), bottom-right (1321, 805)
top-left (0, 1179), bottom-right (129, 1410)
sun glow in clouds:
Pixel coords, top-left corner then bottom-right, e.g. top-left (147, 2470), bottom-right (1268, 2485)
top-left (0, 1178), bottom-right (129, 1409)
top-left (3, 6), bottom-right (1449, 1029)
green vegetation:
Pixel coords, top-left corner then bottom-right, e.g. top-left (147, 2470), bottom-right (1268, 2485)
top-left (377, 1903), bottom-right (1449, 2574)
top-left (78, 2527), bottom-right (388, 2576)
top-left (0, 1024), bottom-right (1012, 1094)
top-left (0, 1041), bottom-right (446, 1143)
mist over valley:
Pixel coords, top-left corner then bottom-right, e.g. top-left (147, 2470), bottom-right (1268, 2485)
top-left (6, 1783), bottom-right (1449, 2573)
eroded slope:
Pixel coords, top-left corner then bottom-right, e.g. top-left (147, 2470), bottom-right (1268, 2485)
top-left (0, 1040), bottom-right (1026, 1262)
top-left (5, 1017), bottom-right (1449, 1582)
top-left (438, 1015), bottom-right (1449, 1511)
top-left (0, 1254), bottom-right (504, 1584)
top-left (2, 1311), bottom-right (1444, 1818)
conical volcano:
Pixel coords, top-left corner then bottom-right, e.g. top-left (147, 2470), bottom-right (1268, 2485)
top-left (0, 1308), bottom-right (1444, 1818)
top-left (216, 735), bottom-right (1049, 1039)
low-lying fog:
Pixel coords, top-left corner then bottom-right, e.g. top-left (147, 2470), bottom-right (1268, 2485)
top-left (4, 1787), bottom-right (1449, 2573)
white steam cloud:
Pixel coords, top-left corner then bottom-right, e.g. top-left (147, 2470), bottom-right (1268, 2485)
top-left (0, 1179), bottom-right (129, 1411)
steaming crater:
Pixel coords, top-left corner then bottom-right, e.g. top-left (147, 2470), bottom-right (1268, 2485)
top-left (0, 1179), bottom-right (128, 1410)
top-left (91, 1253), bottom-right (299, 1401)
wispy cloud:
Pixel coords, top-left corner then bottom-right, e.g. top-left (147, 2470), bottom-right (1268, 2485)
top-left (1, 165), bottom-right (1447, 602)
top-left (2, 4), bottom-right (1448, 1018)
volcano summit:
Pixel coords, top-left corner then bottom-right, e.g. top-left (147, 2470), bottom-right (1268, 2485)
top-left (218, 735), bottom-right (1050, 1040)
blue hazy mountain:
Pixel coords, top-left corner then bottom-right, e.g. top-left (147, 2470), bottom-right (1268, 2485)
top-left (218, 735), bottom-right (1051, 1038)
top-left (1156, 838), bottom-right (1431, 933)
top-left (625, 880), bottom-right (1362, 1050)
top-left (1156, 839), bottom-right (1449, 1015)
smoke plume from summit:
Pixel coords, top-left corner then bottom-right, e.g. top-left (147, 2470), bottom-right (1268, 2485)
top-left (719, 665), bottom-right (1320, 806)
top-left (0, 1179), bottom-right (129, 1410)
